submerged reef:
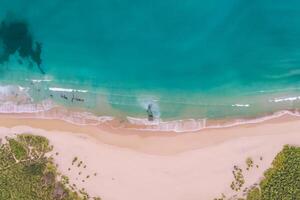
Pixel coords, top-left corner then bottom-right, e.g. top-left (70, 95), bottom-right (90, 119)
top-left (0, 16), bottom-right (44, 74)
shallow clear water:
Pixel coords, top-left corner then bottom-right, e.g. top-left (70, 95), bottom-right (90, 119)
top-left (1, 0), bottom-right (300, 120)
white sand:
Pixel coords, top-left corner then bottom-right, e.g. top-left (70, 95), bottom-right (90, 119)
top-left (0, 116), bottom-right (299, 200)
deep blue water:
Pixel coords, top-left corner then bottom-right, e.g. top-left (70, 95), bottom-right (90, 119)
top-left (1, 0), bottom-right (300, 119)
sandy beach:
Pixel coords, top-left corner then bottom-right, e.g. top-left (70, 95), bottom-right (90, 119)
top-left (0, 114), bottom-right (299, 200)
top-left (2, 1), bottom-right (300, 199)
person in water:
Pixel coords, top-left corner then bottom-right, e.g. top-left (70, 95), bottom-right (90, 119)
top-left (147, 104), bottom-right (154, 121)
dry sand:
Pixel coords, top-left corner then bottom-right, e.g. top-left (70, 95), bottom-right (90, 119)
top-left (0, 115), bottom-right (299, 200)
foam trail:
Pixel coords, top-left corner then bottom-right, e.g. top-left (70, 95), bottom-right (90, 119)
top-left (35, 110), bottom-right (114, 126)
top-left (127, 116), bottom-right (206, 132)
top-left (232, 104), bottom-right (250, 107)
top-left (31, 79), bottom-right (52, 83)
top-left (0, 100), bottom-right (54, 113)
top-left (206, 110), bottom-right (300, 129)
top-left (49, 87), bottom-right (88, 93)
top-left (127, 110), bottom-right (300, 133)
top-left (269, 96), bottom-right (300, 103)
top-left (0, 85), bottom-right (31, 102)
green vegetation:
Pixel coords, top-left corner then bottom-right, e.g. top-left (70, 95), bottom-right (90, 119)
top-left (258, 145), bottom-right (300, 200)
top-left (8, 138), bottom-right (27, 160)
top-left (230, 165), bottom-right (245, 191)
top-left (72, 157), bottom-right (78, 165)
top-left (246, 157), bottom-right (254, 170)
top-left (244, 145), bottom-right (300, 200)
top-left (215, 145), bottom-right (300, 200)
top-left (246, 187), bottom-right (261, 200)
top-left (78, 161), bottom-right (83, 167)
top-left (260, 156), bottom-right (263, 161)
top-left (0, 134), bottom-right (100, 200)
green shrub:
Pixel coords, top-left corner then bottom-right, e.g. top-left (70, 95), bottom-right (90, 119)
top-left (245, 145), bottom-right (300, 200)
top-left (0, 134), bottom-right (99, 200)
top-left (259, 145), bottom-right (300, 200)
top-left (246, 157), bottom-right (254, 170)
top-left (247, 187), bottom-right (261, 200)
top-left (8, 139), bottom-right (27, 160)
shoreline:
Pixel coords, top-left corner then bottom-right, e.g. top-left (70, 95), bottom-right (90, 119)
top-left (3, 83), bottom-right (300, 133)
top-left (0, 112), bottom-right (300, 155)
top-left (1, 101), bottom-right (300, 132)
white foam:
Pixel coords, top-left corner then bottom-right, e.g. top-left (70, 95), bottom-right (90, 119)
top-left (0, 100), bottom-right (54, 113)
top-left (127, 117), bottom-right (161, 125)
top-left (36, 111), bottom-right (114, 126)
top-left (0, 84), bottom-right (113, 126)
top-left (127, 116), bottom-right (206, 132)
top-left (0, 85), bottom-right (15, 95)
top-left (26, 77), bottom-right (52, 83)
top-left (127, 110), bottom-right (300, 133)
top-left (232, 104), bottom-right (250, 107)
top-left (31, 79), bottom-right (52, 83)
top-left (0, 85), bottom-right (32, 102)
top-left (0, 99), bottom-right (113, 126)
top-left (77, 89), bottom-right (89, 93)
top-left (2, 84), bottom-right (300, 133)
top-left (49, 87), bottom-right (88, 93)
top-left (18, 86), bottom-right (29, 92)
top-left (206, 110), bottom-right (300, 129)
top-left (269, 96), bottom-right (300, 103)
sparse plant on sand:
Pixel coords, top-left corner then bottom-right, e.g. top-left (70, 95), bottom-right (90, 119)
top-left (216, 145), bottom-right (300, 200)
top-left (72, 156), bottom-right (78, 165)
top-left (230, 165), bottom-right (245, 191)
top-left (0, 134), bottom-right (100, 200)
top-left (246, 157), bottom-right (254, 170)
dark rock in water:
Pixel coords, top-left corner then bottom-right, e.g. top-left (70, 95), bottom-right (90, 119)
top-left (0, 16), bottom-right (44, 74)
top-left (147, 104), bottom-right (154, 121)
top-left (60, 94), bottom-right (68, 100)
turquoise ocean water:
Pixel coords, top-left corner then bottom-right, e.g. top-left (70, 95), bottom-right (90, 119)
top-left (1, 0), bottom-right (300, 122)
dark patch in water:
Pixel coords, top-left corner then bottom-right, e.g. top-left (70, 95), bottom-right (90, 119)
top-left (0, 17), bottom-right (44, 74)
top-left (147, 104), bottom-right (154, 121)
